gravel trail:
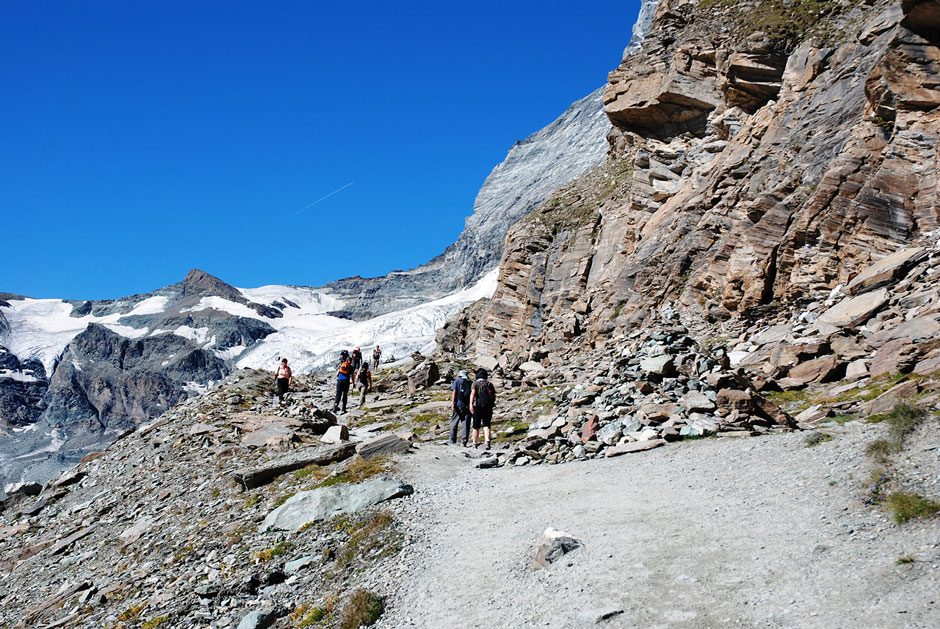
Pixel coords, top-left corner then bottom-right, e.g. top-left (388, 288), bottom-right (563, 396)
top-left (379, 422), bottom-right (939, 628)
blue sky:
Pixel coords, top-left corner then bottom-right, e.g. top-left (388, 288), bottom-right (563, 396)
top-left (1, 1), bottom-right (642, 299)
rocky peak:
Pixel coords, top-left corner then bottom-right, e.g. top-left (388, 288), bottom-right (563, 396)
top-left (179, 268), bottom-right (245, 302)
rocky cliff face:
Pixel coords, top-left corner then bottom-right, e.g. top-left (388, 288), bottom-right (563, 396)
top-left (468, 0), bottom-right (940, 359)
top-left (321, 87), bottom-right (611, 319)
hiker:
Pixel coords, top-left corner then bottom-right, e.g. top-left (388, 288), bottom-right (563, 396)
top-left (339, 349), bottom-right (350, 366)
top-left (372, 345), bottom-right (382, 371)
top-left (273, 358), bottom-right (293, 403)
top-left (356, 360), bottom-right (372, 407)
top-left (351, 347), bottom-right (363, 374)
top-left (469, 368), bottom-right (497, 450)
top-left (449, 369), bottom-right (472, 446)
top-left (333, 357), bottom-right (353, 413)
top-left (457, 337), bottom-right (465, 356)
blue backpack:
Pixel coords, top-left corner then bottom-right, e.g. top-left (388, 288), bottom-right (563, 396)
top-left (454, 378), bottom-right (471, 407)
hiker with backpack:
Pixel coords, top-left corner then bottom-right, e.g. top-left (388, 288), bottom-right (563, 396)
top-left (449, 370), bottom-right (472, 446)
top-left (333, 357), bottom-right (353, 413)
top-left (273, 358), bottom-right (293, 403)
top-left (339, 349), bottom-right (350, 366)
top-left (355, 361), bottom-right (373, 408)
top-left (351, 347), bottom-right (363, 374)
top-left (469, 368), bottom-right (496, 450)
top-left (372, 345), bottom-right (382, 371)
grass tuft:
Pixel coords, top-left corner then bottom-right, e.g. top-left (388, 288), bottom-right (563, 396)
top-left (804, 432), bottom-right (833, 447)
top-left (330, 511), bottom-right (400, 569)
top-left (292, 596), bottom-right (338, 627)
top-left (254, 541), bottom-right (294, 561)
top-left (316, 456), bottom-right (393, 488)
top-left (887, 492), bottom-right (940, 523)
top-left (340, 590), bottom-right (385, 629)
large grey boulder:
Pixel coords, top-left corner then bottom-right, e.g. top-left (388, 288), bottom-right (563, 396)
top-left (847, 247), bottom-right (927, 294)
top-left (818, 289), bottom-right (888, 329)
top-left (639, 355), bottom-right (674, 376)
top-left (260, 478), bottom-right (413, 531)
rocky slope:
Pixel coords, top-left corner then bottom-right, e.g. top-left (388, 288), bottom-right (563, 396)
top-left (460, 0), bottom-right (940, 362)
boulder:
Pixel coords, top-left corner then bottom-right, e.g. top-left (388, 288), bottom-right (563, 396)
top-left (284, 556), bottom-right (316, 576)
top-left (260, 478), bottom-right (413, 531)
top-left (914, 355), bottom-right (940, 376)
top-left (861, 380), bottom-right (921, 417)
top-left (845, 359), bottom-right (869, 381)
top-left (476, 456), bottom-right (500, 469)
top-left (411, 361), bottom-right (440, 389)
top-left (680, 391), bottom-right (716, 412)
top-left (241, 425), bottom-right (295, 450)
top-left (869, 339), bottom-right (916, 379)
top-left (846, 247), bottom-right (927, 295)
top-left (230, 443), bottom-right (357, 489)
top-left (636, 403), bottom-right (679, 423)
top-left (786, 356), bottom-right (844, 385)
top-left (519, 361), bottom-right (545, 373)
top-left (716, 389), bottom-right (753, 412)
top-left (236, 608), bottom-right (281, 629)
top-left (533, 528), bottom-right (581, 568)
top-left (3, 482), bottom-right (42, 497)
top-left (356, 434), bottom-right (412, 460)
top-left (581, 415), bottom-right (600, 443)
top-left (476, 355), bottom-right (499, 373)
top-left (605, 439), bottom-right (666, 457)
top-left (818, 288), bottom-right (889, 329)
top-left (870, 314), bottom-right (940, 347)
top-left (639, 355), bottom-right (675, 376)
top-left (320, 425), bottom-right (350, 444)
top-left (597, 420), bottom-right (623, 446)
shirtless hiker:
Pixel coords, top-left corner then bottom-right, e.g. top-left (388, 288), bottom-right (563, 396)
top-left (273, 358), bottom-right (293, 403)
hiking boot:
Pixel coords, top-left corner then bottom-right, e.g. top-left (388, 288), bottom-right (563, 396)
top-left (473, 443), bottom-right (480, 449)
top-left (484, 441), bottom-right (491, 451)
top-left (461, 442), bottom-right (468, 447)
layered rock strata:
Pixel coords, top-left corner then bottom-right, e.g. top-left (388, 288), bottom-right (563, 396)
top-left (468, 0), bottom-right (940, 359)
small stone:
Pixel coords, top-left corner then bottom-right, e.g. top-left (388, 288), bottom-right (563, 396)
top-left (320, 425), bottom-right (350, 444)
top-left (284, 556), bottom-right (315, 576)
top-left (236, 608), bottom-right (280, 629)
top-left (534, 528), bottom-right (581, 568)
top-left (577, 607), bottom-right (625, 625)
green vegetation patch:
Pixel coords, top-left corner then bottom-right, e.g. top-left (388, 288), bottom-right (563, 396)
top-left (340, 590), bottom-right (385, 629)
top-left (866, 403), bottom-right (927, 452)
top-left (887, 492), bottom-right (940, 524)
top-left (804, 432), bottom-right (833, 448)
top-left (330, 511), bottom-right (400, 569)
top-left (291, 596), bottom-right (338, 627)
top-left (316, 456), bottom-right (394, 488)
top-left (699, 0), bottom-right (849, 48)
top-left (254, 541), bottom-right (294, 561)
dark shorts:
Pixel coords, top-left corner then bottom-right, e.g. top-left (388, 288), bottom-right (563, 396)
top-left (276, 378), bottom-right (290, 395)
top-left (472, 407), bottom-right (492, 429)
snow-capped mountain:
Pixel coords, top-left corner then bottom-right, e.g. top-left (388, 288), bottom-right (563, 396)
top-left (0, 268), bottom-right (497, 490)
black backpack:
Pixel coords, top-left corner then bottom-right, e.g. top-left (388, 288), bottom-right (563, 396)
top-left (474, 380), bottom-right (496, 411)
top-left (454, 378), bottom-right (471, 406)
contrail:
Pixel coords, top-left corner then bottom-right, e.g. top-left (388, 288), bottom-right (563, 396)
top-left (292, 181), bottom-right (355, 215)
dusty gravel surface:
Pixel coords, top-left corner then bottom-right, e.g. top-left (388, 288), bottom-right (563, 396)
top-left (378, 421), bottom-right (940, 628)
